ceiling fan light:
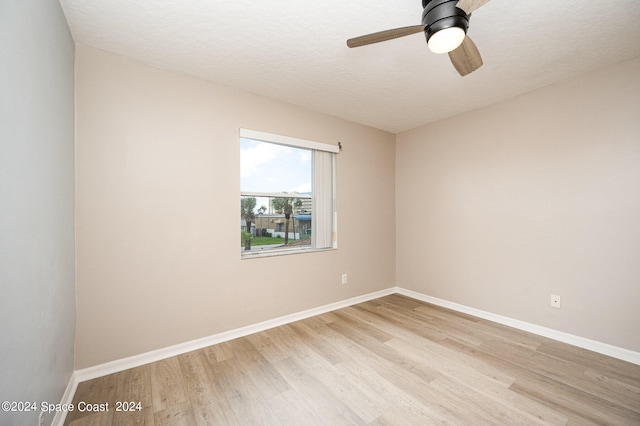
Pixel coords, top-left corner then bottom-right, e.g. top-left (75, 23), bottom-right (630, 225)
top-left (427, 26), bottom-right (466, 54)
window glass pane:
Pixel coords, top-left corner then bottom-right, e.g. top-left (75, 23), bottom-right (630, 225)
top-left (241, 138), bottom-right (315, 256)
top-left (241, 138), bottom-right (311, 194)
top-left (241, 194), bottom-right (312, 253)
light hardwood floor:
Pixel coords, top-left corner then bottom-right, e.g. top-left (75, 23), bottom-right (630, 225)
top-left (65, 295), bottom-right (640, 425)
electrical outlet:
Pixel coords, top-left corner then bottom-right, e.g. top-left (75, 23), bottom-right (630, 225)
top-left (550, 294), bottom-right (562, 308)
top-left (341, 274), bottom-right (348, 285)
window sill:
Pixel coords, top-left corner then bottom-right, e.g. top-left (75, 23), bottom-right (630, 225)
top-left (241, 246), bottom-right (336, 259)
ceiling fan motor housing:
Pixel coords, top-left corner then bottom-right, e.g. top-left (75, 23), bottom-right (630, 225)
top-left (422, 0), bottom-right (470, 42)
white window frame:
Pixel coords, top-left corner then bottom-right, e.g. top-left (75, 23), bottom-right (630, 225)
top-left (240, 129), bottom-right (338, 259)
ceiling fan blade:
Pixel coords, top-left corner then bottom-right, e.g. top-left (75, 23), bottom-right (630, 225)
top-left (448, 36), bottom-right (483, 76)
top-left (455, 0), bottom-right (492, 15)
top-left (347, 25), bottom-right (425, 48)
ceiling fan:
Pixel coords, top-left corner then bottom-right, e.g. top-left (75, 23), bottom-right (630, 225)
top-left (347, 0), bottom-right (491, 76)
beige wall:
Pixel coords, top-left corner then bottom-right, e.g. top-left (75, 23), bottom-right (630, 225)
top-left (75, 46), bottom-right (396, 368)
top-left (397, 58), bottom-right (640, 352)
top-left (75, 44), bottom-right (639, 368)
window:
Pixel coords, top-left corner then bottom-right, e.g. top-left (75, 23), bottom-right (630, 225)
top-left (240, 129), bottom-right (338, 258)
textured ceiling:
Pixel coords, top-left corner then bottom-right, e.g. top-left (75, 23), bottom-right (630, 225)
top-left (59, 0), bottom-right (640, 133)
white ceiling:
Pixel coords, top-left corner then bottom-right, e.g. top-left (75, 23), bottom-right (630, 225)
top-left (59, 0), bottom-right (640, 133)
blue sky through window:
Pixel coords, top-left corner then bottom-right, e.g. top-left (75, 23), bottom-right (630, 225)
top-left (241, 138), bottom-right (312, 194)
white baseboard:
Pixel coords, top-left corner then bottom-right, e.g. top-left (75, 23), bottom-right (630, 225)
top-left (53, 285), bottom-right (640, 425)
top-left (70, 284), bottom-right (639, 397)
top-left (52, 372), bottom-right (78, 426)
top-left (74, 287), bottom-right (396, 384)
top-left (396, 287), bottom-right (640, 365)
